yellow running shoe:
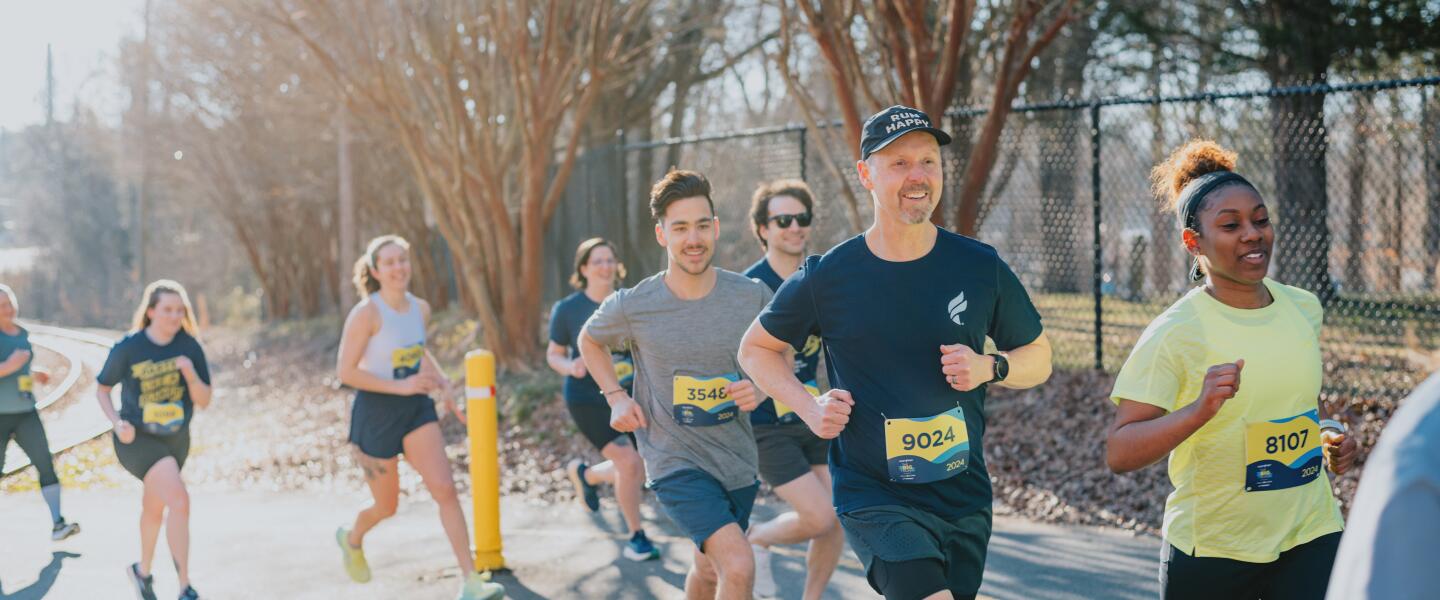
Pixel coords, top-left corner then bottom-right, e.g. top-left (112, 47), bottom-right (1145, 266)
top-left (335, 527), bottom-right (372, 583)
top-left (457, 571), bottom-right (505, 600)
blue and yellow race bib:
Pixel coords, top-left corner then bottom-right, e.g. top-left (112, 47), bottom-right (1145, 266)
top-left (614, 355), bottom-right (635, 388)
top-left (17, 374), bottom-right (34, 402)
top-left (392, 344), bottom-right (424, 379)
top-left (1245, 409), bottom-right (1322, 492)
top-left (884, 406), bottom-right (969, 484)
top-left (673, 372), bottom-right (739, 427)
top-left (142, 402), bottom-right (186, 434)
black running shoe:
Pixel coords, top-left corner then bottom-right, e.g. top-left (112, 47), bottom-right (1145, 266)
top-left (128, 563), bottom-right (157, 600)
top-left (177, 585), bottom-right (199, 600)
top-left (567, 459), bottom-right (600, 512)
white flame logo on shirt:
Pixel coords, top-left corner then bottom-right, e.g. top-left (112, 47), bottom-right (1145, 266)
top-left (948, 292), bottom-right (968, 325)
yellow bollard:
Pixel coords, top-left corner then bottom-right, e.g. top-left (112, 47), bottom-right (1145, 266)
top-left (466, 349), bottom-right (506, 571)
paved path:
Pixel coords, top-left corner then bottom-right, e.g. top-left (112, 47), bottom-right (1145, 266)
top-left (0, 489), bottom-right (1158, 599)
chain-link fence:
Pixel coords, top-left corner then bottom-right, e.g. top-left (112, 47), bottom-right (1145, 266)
top-left (548, 77), bottom-right (1440, 407)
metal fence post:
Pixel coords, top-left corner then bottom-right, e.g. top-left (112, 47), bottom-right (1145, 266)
top-left (798, 127), bottom-right (807, 181)
top-left (1090, 101), bottom-right (1104, 371)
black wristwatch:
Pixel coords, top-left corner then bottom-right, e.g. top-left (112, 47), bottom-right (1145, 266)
top-left (988, 353), bottom-right (1009, 383)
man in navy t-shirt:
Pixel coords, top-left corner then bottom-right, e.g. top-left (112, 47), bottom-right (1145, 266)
top-left (741, 179), bottom-right (843, 599)
top-left (739, 105), bottom-right (1053, 600)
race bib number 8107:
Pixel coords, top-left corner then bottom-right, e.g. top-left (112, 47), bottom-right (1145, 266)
top-left (1244, 409), bottom-right (1322, 492)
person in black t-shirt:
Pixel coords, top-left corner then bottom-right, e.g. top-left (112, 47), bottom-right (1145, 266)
top-left (741, 180), bottom-right (842, 600)
top-left (547, 237), bottom-right (659, 561)
top-left (96, 280), bottom-right (212, 600)
top-left (739, 106), bottom-right (1053, 600)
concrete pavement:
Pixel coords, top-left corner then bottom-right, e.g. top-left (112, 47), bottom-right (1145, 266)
top-left (0, 488), bottom-right (1158, 599)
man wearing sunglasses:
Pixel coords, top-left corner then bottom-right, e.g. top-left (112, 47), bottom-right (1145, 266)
top-left (742, 180), bottom-right (842, 600)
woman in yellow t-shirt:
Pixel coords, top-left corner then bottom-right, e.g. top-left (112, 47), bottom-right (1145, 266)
top-left (1106, 140), bottom-right (1361, 600)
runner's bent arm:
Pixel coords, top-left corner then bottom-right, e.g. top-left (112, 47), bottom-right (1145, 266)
top-left (993, 331), bottom-right (1053, 389)
top-left (577, 329), bottom-right (620, 396)
top-left (546, 342), bottom-right (577, 376)
top-left (0, 348), bottom-right (29, 378)
top-left (95, 384), bottom-right (122, 425)
top-left (1106, 399), bottom-right (1212, 473)
top-left (178, 357), bottom-right (212, 409)
top-left (739, 321), bottom-right (820, 422)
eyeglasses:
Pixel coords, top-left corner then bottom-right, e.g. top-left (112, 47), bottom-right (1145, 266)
top-left (767, 212), bottom-right (813, 228)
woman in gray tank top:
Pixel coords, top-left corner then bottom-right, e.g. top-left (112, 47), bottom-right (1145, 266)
top-left (333, 235), bottom-right (504, 600)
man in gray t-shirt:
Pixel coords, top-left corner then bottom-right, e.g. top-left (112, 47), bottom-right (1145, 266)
top-left (1327, 366), bottom-right (1440, 599)
top-left (583, 268), bottom-right (769, 490)
top-left (580, 169), bottom-right (771, 599)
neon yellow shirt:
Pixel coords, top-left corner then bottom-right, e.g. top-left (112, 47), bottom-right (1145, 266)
top-left (1111, 278), bottom-right (1343, 562)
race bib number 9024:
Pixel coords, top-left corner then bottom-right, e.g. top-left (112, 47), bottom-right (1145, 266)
top-left (884, 406), bottom-right (969, 484)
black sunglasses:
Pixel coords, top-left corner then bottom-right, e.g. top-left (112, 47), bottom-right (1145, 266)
top-left (767, 212), bottom-right (813, 228)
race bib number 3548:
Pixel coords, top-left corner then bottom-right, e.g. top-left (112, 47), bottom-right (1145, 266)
top-left (1244, 409), bottom-right (1322, 492)
top-left (672, 373), bottom-right (739, 427)
top-left (885, 406), bottom-right (969, 484)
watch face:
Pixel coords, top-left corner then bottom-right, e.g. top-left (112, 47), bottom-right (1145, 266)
top-left (994, 355), bottom-right (1009, 380)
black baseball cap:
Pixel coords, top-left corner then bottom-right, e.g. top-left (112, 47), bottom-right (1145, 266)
top-left (860, 105), bottom-right (952, 160)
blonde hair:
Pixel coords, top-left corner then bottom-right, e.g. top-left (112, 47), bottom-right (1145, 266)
top-left (352, 235), bottom-right (411, 299)
top-left (132, 279), bottom-right (199, 337)
top-left (0, 283), bottom-right (16, 311)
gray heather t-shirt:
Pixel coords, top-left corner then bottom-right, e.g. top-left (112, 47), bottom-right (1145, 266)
top-left (583, 268), bottom-right (771, 490)
top-left (1326, 369), bottom-right (1440, 599)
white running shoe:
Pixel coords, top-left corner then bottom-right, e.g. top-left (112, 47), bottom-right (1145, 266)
top-left (751, 543), bottom-right (777, 598)
top-left (51, 520), bottom-right (80, 541)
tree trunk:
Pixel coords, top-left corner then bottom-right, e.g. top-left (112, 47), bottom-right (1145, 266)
top-left (1033, 18), bottom-right (1093, 293)
top-left (1345, 94), bottom-right (1370, 293)
top-left (1270, 91), bottom-right (1333, 301)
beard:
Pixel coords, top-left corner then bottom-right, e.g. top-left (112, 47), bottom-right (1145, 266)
top-left (897, 182), bottom-right (936, 224)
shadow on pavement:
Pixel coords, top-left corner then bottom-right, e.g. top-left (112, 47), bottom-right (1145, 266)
top-left (981, 529), bottom-right (1158, 600)
top-left (0, 551), bottom-right (81, 600)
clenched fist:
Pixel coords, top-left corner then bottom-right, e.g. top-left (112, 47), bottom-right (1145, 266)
top-left (939, 344), bottom-right (992, 392)
top-left (803, 389), bottom-right (854, 439)
top-left (729, 379), bottom-right (760, 412)
top-left (1193, 359), bottom-right (1244, 422)
top-left (608, 393), bottom-right (648, 432)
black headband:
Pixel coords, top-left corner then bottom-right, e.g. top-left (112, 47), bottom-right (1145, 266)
top-left (1176, 170), bottom-right (1257, 281)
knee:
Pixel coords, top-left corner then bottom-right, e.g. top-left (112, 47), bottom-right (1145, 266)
top-left (373, 499), bottom-right (399, 519)
top-left (712, 550), bottom-right (755, 584)
top-left (691, 553), bottom-right (719, 585)
top-left (428, 480), bottom-right (460, 505)
top-left (165, 490), bottom-right (191, 517)
top-left (615, 449), bottom-right (643, 474)
top-left (799, 507), bottom-right (840, 539)
top-left (38, 472), bottom-right (59, 488)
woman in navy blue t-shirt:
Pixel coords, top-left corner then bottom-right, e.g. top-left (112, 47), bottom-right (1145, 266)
top-left (96, 280), bottom-right (212, 600)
